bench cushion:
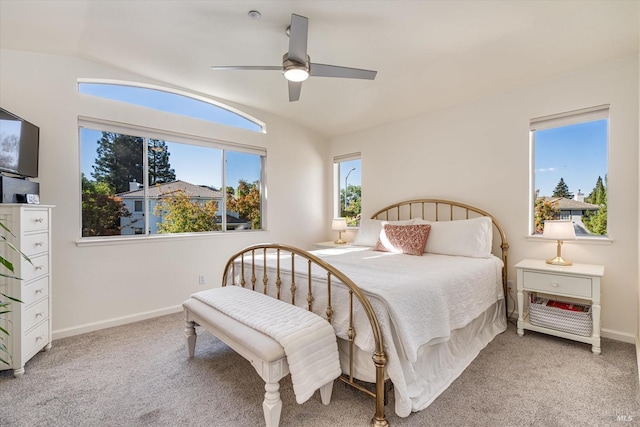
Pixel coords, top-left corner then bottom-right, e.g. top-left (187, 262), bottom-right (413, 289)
top-left (183, 298), bottom-right (285, 363)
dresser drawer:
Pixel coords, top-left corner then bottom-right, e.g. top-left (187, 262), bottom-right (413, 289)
top-left (523, 271), bottom-right (592, 298)
top-left (23, 209), bottom-right (49, 232)
top-left (21, 253), bottom-right (49, 282)
top-left (22, 319), bottom-right (49, 360)
top-left (22, 297), bottom-right (48, 332)
top-left (21, 276), bottom-right (49, 307)
top-left (21, 232), bottom-right (49, 256)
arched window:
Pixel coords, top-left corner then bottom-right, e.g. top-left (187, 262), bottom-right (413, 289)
top-left (78, 81), bottom-right (264, 133)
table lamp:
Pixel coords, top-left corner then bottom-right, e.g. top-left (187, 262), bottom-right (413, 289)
top-left (542, 220), bottom-right (576, 266)
top-left (332, 218), bottom-right (347, 244)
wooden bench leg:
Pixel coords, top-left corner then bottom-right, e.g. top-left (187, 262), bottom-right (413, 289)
top-left (185, 320), bottom-right (197, 358)
top-left (319, 380), bottom-right (333, 405)
top-left (263, 381), bottom-right (282, 427)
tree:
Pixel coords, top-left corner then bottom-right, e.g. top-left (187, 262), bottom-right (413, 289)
top-left (148, 139), bottom-right (176, 185)
top-left (583, 175), bottom-right (607, 235)
top-left (226, 180), bottom-right (261, 229)
top-left (552, 177), bottom-right (573, 199)
top-left (534, 198), bottom-right (559, 234)
top-left (81, 174), bottom-right (133, 236)
top-left (92, 133), bottom-right (175, 193)
top-left (92, 132), bottom-right (144, 193)
top-left (340, 184), bottom-right (362, 226)
top-left (585, 176), bottom-right (606, 205)
top-left (154, 191), bottom-right (220, 233)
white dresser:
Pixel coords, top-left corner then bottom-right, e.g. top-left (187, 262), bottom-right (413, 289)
top-left (0, 204), bottom-right (53, 377)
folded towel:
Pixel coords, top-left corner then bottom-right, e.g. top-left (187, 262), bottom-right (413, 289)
top-left (193, 286), bottom-right (341, 404)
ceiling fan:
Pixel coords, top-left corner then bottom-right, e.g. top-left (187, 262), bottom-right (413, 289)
top-left (211, 13), bottom-right (377, 102)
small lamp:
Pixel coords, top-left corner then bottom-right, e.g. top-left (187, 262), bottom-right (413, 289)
top-left (542, 220), bottom-right (576, 266)
top-left (331, 218), bottom-right (347, 244)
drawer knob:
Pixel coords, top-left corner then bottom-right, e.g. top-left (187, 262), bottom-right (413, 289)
top-left (35, 265), bottom-right (43, 271)
top-left (35, 241), bottom-right (44, 247)
top-left (34, 218), bottom-right (44, 223)
top-left (551, 282), bottom-right (559, 288)
top-left (36, 312), bottom-right (44, 317)
top-left (35, 288), bottom-right (44, 294)
top-left (36, 335), bottom-right (44, 341)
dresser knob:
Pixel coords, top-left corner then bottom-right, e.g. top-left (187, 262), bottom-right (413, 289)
top-left (35, 288), bottom-right (44, 294)
top-left (36, 312), bottom-right (44, 317)
top-left (35, 241), bottom-right (44, 247)
top-left (35, 265), bottom-right (43, 270)
top-left (34, 218), bottom-right (44, 223)
top-left (36, 335), bottom-right (44, 341)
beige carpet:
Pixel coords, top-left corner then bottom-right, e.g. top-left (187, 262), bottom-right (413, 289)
top-left (0, 313), bottom-right (638, 426)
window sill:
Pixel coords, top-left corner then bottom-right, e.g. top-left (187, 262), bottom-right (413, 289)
top-left (76, 229), bottom-right (269, 247)
top-left (525, 235), bottom-right (613, 245)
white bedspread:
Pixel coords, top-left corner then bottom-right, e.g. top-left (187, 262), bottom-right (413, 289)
top-left (232, 248), bottom-right (504, 416)
top-left (192, 286), bottom-right (341, 404)
top-left (313, 249), bottom-right (503, 361)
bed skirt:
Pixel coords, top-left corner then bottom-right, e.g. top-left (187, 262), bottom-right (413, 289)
top-left (338, 298), bottom-right (507, 414)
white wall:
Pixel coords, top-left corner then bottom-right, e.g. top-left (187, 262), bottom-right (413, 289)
top-left (330, 56), bottom-right (639, 342)
top-left (0, 49), bottom-right (329, 338)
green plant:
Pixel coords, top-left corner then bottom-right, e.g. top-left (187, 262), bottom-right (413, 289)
top-left (0, 221), bottom-right (30, 366)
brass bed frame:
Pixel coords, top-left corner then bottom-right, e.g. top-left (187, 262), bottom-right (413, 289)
top-left (221, 199), bottom-right (509, 427)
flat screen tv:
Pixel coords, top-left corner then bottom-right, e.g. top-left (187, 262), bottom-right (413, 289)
top-left (0, 107), bottom-right (39, 178)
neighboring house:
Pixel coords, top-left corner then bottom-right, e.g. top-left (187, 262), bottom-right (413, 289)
top-left (116, 180), bottom-right (249, 234)
top-left (539, 191), bottom-right (600, 236)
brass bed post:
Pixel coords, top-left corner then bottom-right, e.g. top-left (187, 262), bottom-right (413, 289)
top-left (307, 260), bottom-right (313, 311)
top-left (251, 249), bottom-right (256, 290)
top-left (290, 253), bottom-right (296, 305)
top-left (276, 249), bottom-right (282, 299)
top-left (240, 253), bottom-right (246, 287)
top-left (263, 248), bottom-right (268, 294)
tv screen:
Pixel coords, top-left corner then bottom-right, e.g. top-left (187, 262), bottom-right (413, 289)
top-left (0, 107), bottom-right (39, 178)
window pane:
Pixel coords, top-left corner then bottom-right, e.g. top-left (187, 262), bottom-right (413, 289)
top-left (338, 159), bottom-right (361, 227)
top-left (81, 128), bottom-right (143, 237)
top-left (225, 151), bottom-right (262, 230)
top-left (79, 83), bottom-right (263, 132)
top-left (533, 118), bottom-right (608, 236)
top-left (146, 140), bottom-right (223, 234)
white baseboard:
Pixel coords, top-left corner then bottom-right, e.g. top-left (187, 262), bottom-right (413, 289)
top-left (52, 305), bottom-right (183, 340)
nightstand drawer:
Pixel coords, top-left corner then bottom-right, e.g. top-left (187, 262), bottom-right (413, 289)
top-left (22, 297), bottom-right (49, 332)
top-left (523, 271), bottom-right (592, 298)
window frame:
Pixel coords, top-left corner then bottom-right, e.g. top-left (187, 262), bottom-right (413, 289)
top-left (528, 104), bottom-right (610, 240)
top-left (78, 116), bottom-right (266, 243)
top-left (333, 153), bottom-right (362, 227)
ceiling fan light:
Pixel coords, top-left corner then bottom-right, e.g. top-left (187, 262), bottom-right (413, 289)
top-left (283, 67), bottom-right (309, 82)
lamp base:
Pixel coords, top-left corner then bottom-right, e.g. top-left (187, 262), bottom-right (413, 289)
top-left (334, 238), bottom-right (346, 244)
top-left (546, 256), bottom-right (572, 266)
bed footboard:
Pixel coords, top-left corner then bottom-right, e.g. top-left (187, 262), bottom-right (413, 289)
top-left (222, 243), bottom-right (389, 427)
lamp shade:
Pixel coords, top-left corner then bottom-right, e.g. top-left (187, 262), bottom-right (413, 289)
top-left (331, 218), bottom-right (347, 231)
top-left (542, 220), bottom-right (576, 241)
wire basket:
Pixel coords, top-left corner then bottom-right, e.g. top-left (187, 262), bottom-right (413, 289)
top-left (529, 297), bottom-right (592, 337)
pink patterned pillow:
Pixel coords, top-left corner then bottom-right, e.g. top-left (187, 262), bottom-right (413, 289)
top-left (374, 224), bottom-right (432, 256)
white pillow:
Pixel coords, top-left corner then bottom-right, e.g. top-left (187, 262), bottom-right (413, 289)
top-left (415, 216), bottom-right (493, 258)
top-left (352, 218), bottom-right (415, 247)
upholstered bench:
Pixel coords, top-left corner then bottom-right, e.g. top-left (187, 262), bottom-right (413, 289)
top-left (183, 287), bottom-right (338, 427)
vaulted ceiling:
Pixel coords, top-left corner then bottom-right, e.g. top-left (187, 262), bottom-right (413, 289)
top-left (1, 1), bottom-right (638, 137)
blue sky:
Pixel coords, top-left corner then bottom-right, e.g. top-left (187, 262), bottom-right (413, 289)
top-left (534, 119), bottom-right (607, 197)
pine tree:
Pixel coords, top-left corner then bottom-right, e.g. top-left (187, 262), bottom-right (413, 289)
top-left (92, 132), bottom-right (144, 193)
top-left (552, 177), bottom-right (573, 199)
top-left (92, 133), bottom-right (176, 193)
top-left (148, 139), bottom-right (176, 185)
top-left (585, 176), bottom-right (606, 205)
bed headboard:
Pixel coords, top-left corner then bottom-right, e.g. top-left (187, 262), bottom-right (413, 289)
top-left (370, 199), bottom-right (509, 291)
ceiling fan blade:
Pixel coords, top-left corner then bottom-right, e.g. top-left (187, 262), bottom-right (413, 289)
top-left (310, 63), bottom-right (377, 80)
top-left (210, 66), bottom-right (282, 71)
top-left (288, 81), bottom-right (302, 102)
top-left (288, 14), bottom-right (308, 64)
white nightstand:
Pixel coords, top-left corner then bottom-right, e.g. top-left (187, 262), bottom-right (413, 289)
top-left (516, 259), bottom-right (604, 354)
top-left (314, 241), bottom-right (351, 250)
